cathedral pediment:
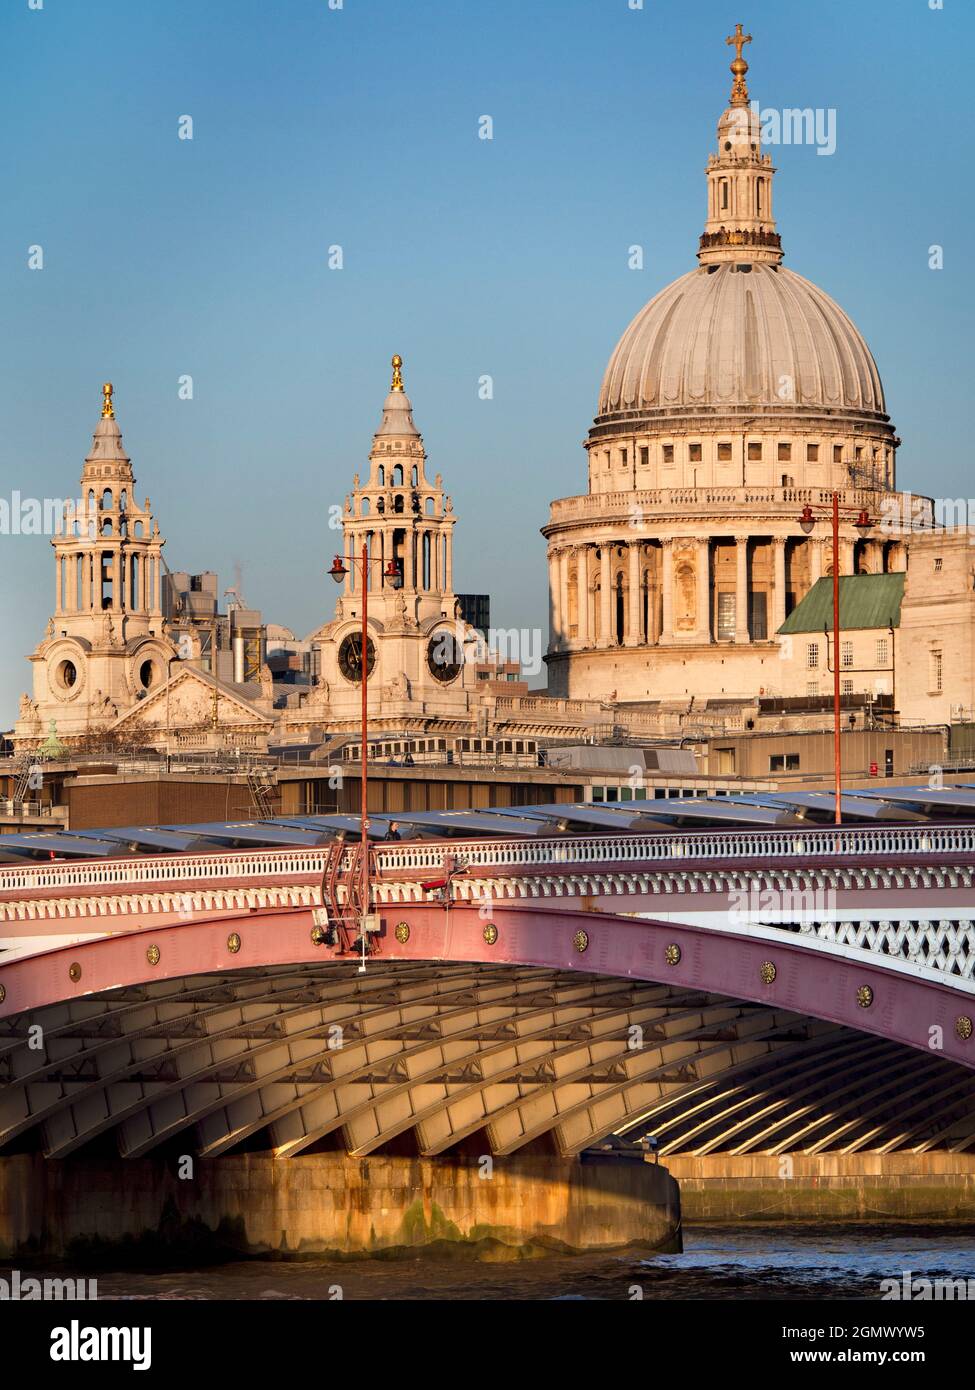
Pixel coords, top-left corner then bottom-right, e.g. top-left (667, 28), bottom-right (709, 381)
top-left (109, 666), bottom-right (272, 734)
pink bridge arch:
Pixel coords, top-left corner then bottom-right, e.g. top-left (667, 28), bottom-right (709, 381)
top-left (2, 901), bottom-right (972, 1065)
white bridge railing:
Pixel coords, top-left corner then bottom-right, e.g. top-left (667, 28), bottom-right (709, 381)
top-left (0, 824), bottom-right (973, 896)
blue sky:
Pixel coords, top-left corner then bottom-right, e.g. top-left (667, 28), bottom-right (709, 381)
top-left (0, 0), bottom-right (969, 719)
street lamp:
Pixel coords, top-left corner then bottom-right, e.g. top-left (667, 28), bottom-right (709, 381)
top-left (329, 544), bottom-right (402, 967)
top-left (796, 495), bottom-right (872, 825)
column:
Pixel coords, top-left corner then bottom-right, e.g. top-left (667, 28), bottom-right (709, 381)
top-left (660, 539), bottom-right (674, 644)
top-left (67, 551), bottom-right (77, 612)
top-left (445, 531), bottom-right (453, 591)
top-left (598, 545), bottom-right (612, 647)
top-left (576, 546), bottom-right (589, 647)
top-left (548, 548), bottom-right (560, 648)
top-left (838, 536), bottom-right (854, 575)
top-left (697, 537), bottom-right (711, 642)
top-left (772, 536), bottom-right (787, 634)
top-left (626, 542), bottom-right (641, 646)
top-left (55, 556), bottom-right (62, 615)
top-left (808, 535), bottom-right (823, 587)
top-left (734, 535), bottom-right (750, 642)
top-left (559, 550), bottom-right (570, 648)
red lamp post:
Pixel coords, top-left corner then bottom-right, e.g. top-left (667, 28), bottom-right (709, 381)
top-left (329, 545), bottom-right (402, 960)
top-left (798, 496), bottom-right (873, 825)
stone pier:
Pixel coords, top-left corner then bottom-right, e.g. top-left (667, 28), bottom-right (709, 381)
top-left (0, 1153), bottom-right (681, 1260)
top-left (666, 1153), bottom-right (975, 1222)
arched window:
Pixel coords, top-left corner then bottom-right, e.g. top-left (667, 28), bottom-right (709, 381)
top-left (101, 488), bottom-right (113, 510)
top-left (425, 496), bottom-right (435, 516)
top-left (394, 494), bottom-right (404, 514)
top-left (130, 555), bottom-right (139, 609)
top-left (392, 465), bottom-right (404, 486)
top-left (411, 466), bottom-right (418, 485)
top-left (120, 490), bottom-right (127, 511)
top-left (756, 177), bottom-right (764, 215)
top-left (720, 178), bottom-right (729, 210)
top-left (361, 497), bottom-right (370, 516)
top-left (377, 466), bottom-right (385, 486)
top-left (100, 551), bottom-right (113, 608)
top-left (134, 520), bottom-right (144, 537)
top-left (101, 517), bottom-right (112, 536)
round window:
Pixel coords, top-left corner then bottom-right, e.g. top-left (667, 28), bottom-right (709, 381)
top-left (139, 659), bottom-right (155, 689)
top-left (57, 659), bottom-right (77, 690)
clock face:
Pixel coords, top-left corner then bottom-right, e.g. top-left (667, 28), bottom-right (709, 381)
top-left (338, 633), bottom-right (376, 683)
top-left (427, 631), bottom-right (463, 683)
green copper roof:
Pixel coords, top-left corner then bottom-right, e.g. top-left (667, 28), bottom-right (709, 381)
top-left (777, 573), bottom-right (905, 635)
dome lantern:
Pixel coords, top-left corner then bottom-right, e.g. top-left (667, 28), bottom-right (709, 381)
top-left (699, 25), bottom-right (782, 268)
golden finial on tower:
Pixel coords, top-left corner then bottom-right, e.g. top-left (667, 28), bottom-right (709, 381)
top-left (726, 23), bottom-right (752, 107)
top-left (391, 354), bottom-right (404, 392)
top-left (101, 382), bottom-right (115, 419)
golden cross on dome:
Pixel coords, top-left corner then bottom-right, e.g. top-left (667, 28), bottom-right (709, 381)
top-left (726, 23), bottom-right (752, 64)
top-left (101, 382), bottom-right (115, 419)
top-left (391, 354), bottom-right (404, 392)
top-left (726, 22), bottom-right (752, 106)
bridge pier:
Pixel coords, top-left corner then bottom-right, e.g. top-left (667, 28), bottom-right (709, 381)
top-left (667, 1153), bottom-right (975, 1222)
top-left (0, 1152), bottom-right (681, 1261)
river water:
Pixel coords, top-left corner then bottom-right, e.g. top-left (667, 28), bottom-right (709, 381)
top-left (80, 1224), bottom-right (975, 1301)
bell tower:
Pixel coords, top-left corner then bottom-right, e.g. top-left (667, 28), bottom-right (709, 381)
top-left (338, 355), bottom-right (457, 628)
top-left (311, 355), bottom-right (475, 732)
top-left (55, 383), bottom-right (167, 634)
top-left (14, 384), bottom-right (176, 747)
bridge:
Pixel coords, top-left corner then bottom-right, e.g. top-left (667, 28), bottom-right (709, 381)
top-left (3, 792), bottom-right (975, 1177)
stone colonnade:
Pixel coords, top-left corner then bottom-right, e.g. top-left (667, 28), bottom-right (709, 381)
top-left (548, 533), bottom-right (903, 650)
top-left (345, 524), bottom-right (453, 596)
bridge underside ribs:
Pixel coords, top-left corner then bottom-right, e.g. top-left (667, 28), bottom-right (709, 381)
top-left (2, 962), bottom-right (975, 1161)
